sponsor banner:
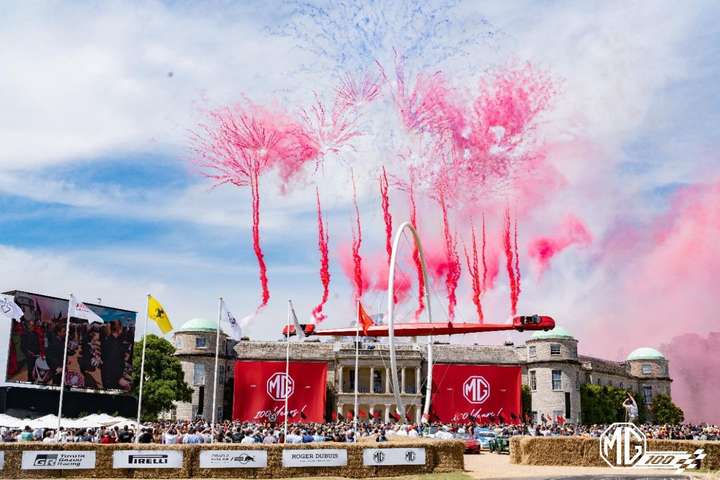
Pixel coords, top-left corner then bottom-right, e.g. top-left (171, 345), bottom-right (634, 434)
top-left (363, 448), bottom-right (426, 466)
top-left (233, 361), bottom-right (327, 422)
top-left (21, 450), bottom-right (96, 469)
top-left (431, 364), bottom-right (522, 423)
top-left (199, 450), bottom-right (268, 468)
top-left (113, 450), bottom-right (183, 469)
top-left (282, 449), bottom-right (347, 467)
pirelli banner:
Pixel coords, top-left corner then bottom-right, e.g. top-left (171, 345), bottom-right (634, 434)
top-left (431, 364), bottom-right (522, 423)
top-left (233, 360), bottom-right (328, 422)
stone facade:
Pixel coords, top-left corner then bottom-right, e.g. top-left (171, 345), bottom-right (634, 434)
top-left (172, 323), bottom-right (672, 424)
top-left (172, 323), bottom-right (237, 422)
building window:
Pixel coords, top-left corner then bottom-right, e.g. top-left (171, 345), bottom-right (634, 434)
top-left (552, 370), bottom-right (562, 391)
top-left (576, 371), bottom-right (581, 390)
top-left (174, 337), bottom-right (182, 348)
top-left (619, 382), bottom-right (624, 389)
top-left (642, 385), bottom-right (653, 404)
top-left (193, 363), bottom-right (206, 385)
top-left (550, 344), bottom-right (561, 356)
top-left (530, 370), bottom-right (537, 391)
top-left (195, 336), bottom-right (207, 348)
top-left (219, 365), bottom-right (225, 383)
top-left (642, 364), bottom-right (652, 375)
top-left (528, 346), bottom-right (536, 358)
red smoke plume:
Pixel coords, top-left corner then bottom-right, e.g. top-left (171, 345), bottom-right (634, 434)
top-left (351, 174), bottom-right (364, 300)
top-left (409, 182), bottom-right (426, 319)
top-left (311, 188), bottom-right (330, 322)
top-left (464, 225), bottom-right (484, 323)
top-left (503, 208), bottom-right (519, 316)
top-left (439, 192), bottom-right (461, 321)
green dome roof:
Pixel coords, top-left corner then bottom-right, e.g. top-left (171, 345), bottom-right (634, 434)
top-left (530, 326), bottom-right (574, 340)
top-left (626, 347), bottom-right (664, 361)
top-left (176, 318), bottom-right (216, 333)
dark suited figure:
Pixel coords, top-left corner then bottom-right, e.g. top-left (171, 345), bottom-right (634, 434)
top-left (101, 321), bottom-right (124, 389)
top-left (21, 319), bottom-right (41, 381)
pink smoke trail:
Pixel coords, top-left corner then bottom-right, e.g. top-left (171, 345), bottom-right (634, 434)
top-left (351, 173), bottom-right (364, 301)
top-left (514, 215), bottom-right (521, 306)
top-left (312, 187), bottom-right (330, 322)
top-left (193, 103), bottom-right (314, 310)
top-left (409, 182), bottom-right (426, 319)
top-left (250, 169), bottom-right (269, 308)
top-left (380, 167), bottom-right (393, 262)
top-left (503, 207), bottom-right (518, 316)
top-left (464, 225), bottom-right (484, 323)
top-left (439, 191), bottom-right (461, 321)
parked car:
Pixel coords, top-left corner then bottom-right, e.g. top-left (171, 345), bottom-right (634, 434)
top-left (474, 428), bottom-right (497, 450)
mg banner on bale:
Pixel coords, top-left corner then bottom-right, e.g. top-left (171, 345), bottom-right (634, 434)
top-left (431, 364), bottom-right (521, 423)
top-left (232, 361), bottom-right (327, 422)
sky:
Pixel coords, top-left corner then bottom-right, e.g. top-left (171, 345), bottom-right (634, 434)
top-left (1, 1), bottom-right (719, 421)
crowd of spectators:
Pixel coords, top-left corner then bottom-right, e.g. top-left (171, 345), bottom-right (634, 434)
top-left (1, 420), bottom-right (719, 444)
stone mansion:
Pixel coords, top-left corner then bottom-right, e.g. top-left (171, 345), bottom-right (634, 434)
top-left (171, 318), bottom-right (671, 424)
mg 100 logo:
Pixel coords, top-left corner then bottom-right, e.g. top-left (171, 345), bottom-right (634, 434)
top-left (600, 423), bottom-right (706, 471)
top-left (462, 376), bottom-right (490, 404)
top-left (267, 372), bottom-right (294, 401)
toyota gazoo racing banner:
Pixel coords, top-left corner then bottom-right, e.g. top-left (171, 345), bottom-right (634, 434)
top-left (430, 364), bottom-right (522, 423)
top-left (233, 360), bottom-right (327, 422)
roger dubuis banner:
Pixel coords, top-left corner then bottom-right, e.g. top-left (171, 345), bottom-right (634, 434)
top-left (431, 364), bottom-right (522, 423)
top-left (232, 361), bottom-right (327, 422)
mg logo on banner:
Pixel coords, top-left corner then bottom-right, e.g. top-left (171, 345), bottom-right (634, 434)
top-left (463, 376), bottom-right (490, 404)
top-left (600, 423), bottom-right (706, 471)
top-left (267, 372), bottom-right (294, 401)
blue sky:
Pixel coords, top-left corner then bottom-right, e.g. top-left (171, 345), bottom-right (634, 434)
top-left (1, 0), bottom-right (719, 354)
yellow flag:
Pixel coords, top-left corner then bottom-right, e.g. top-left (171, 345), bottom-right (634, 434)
top-left (147, 295), bottom-right (173, 334)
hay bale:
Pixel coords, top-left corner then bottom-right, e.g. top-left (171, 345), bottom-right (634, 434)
top-left (0, 438), bottom-right (463, 479)
top-left (510, 436), bottom-right (720, 470)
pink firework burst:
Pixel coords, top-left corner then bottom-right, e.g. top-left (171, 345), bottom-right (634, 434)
top-left (335, 72), bottom-right (382, 113)
top-left (194, 102), bottom-right (315, 310)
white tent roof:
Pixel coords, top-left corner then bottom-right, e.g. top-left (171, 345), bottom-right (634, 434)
top-left (0, 413), bottom-right (133, 429)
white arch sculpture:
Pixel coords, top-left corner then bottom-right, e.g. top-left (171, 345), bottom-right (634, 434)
top-left (386, 221), bottom-right (434, 420)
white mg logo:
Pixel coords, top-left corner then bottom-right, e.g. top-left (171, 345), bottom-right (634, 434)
top-left (600, 423), bottom-right (647, 467)
top-left (462, 376), bottom-right (490, 404)
top-left (266, 372), bottom-right (294, 401)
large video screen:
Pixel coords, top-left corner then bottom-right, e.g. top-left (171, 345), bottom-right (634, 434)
top-left (4, 291), bottom-right (136, 392)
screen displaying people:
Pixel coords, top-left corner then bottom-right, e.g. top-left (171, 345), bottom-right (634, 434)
top-left (5, 291), bottom-right (136, 392)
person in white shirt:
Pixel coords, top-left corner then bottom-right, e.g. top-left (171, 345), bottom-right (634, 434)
top-left (240, 430), bottom-right (256, 444)
top-left (285, 429), bottom-right (303, 444)
top-left (163, 428), bottom-right (179, 444)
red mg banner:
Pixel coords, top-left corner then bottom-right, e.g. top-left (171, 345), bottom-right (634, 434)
top-left (431, 364), bottom-right (521, 423)
top-left (232, 361), bottom-right (327, 422)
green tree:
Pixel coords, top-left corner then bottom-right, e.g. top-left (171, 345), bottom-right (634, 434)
top-left (651, 394), bottom-right (684, 425)
top-left (580, 384), bottom-right (642, 424)
top-left (521, 384), bottom-right (532, 421)
top-left (132, 334), bottom-right (192, 421)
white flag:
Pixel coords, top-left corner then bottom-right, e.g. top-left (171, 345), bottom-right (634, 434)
top-left (68, 294), bottom-right (104, 324)
top-left (0, 294), bottom-right (23, 320)
top-left (220, 299), bottom-right (243, 340)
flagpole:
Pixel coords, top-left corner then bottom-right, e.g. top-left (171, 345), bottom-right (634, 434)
top-left (57, 294), bottom-right (74, 434)
top-left (353, 300), bottom-right (359, 441)
top-left (283, 299), bottom-right (291, 441)
top-left (211, 297), bottom-right (222, 443)
top-left (135, 294), bottom-right (150, 442)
